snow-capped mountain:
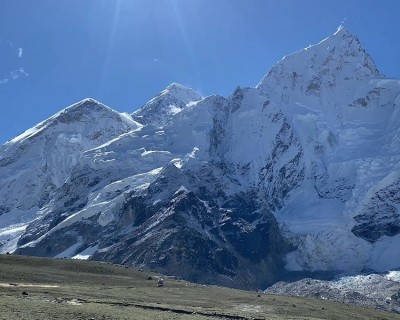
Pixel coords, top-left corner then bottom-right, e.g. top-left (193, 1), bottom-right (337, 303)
top-left (0, 99), bottom-right (141, 252)
top-left (1, 27), bottom-right (400, 289)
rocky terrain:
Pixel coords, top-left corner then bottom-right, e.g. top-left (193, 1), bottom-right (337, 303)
top-left (266, 271), bottom-right (400, 314)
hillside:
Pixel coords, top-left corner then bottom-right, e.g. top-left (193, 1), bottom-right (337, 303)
top-left (0, 254), bottom-right (399, 320)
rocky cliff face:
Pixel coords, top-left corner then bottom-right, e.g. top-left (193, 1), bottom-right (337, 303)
top-left (1, 28), bottom-right (400, 289)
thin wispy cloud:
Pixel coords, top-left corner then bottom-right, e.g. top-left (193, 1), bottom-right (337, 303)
top-left (10, 68), bottom-right (29, 80)
top-left (0, 42), bottom-right (29, 86)
top-left (0, 67), bottom-right (29, 86)
top-left (10, 71), bottom-right (19, 80)
top-left (18, 67), bottom-right (29, 77)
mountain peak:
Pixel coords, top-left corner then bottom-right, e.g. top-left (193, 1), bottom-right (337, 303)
top-left (62, 98), bottom-right (107, 113)
top-left (331, 25), bottom-right (352, 38)
top-left (79, 97), bottom-right (98, 103)
top-left (7, 98), bottom-right (138, 145)
top-left (166, 82), bottom-right (191, 90)
top-left (257, 28), bottom-right (382, 99)
top-left (162, 83), bottom-right (202, 100)
top-left (132, 84), bottom-right (202, 126)
top-left (330, 24), bottom-right (362, 40)
top-left (318, 26), bottom-right (365, 54)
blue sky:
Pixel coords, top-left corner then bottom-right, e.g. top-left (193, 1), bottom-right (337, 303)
top-left (0, 0), bottom-right (399, 144)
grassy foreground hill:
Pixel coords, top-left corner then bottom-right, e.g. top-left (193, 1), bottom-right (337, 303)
top-left (0, 254), bottom-right (399, 320)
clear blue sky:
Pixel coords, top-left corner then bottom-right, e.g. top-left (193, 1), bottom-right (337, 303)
top-left (1, 0), bottom-right (399, 144)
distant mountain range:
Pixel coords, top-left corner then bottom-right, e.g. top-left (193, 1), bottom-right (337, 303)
top-left (1, 27), bottom-right (400, 290)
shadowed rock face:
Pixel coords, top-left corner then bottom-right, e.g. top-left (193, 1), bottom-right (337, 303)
top-left (90, 169), bottom-right (292, 290)
top-left (352, 179), bottom-right (400, 243)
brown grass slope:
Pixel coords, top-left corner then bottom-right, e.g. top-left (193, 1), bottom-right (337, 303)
top-left (0, 254), bottom-right (398, 320)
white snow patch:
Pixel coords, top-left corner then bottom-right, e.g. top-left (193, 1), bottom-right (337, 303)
top-left (72, 245), bottom-right (98, 260)
top-left (174, 186), bottom-right (188, 195)
top-left (55, 239), bottom-right (83, 258)
top-left (169, 105), bottom-right (182, 115)
top-left (385, 271), bottom-right (400, 283)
